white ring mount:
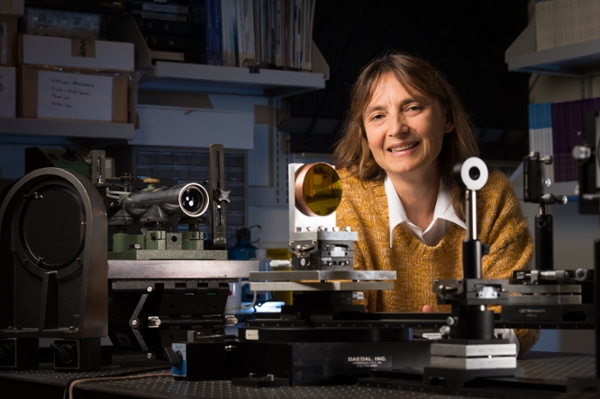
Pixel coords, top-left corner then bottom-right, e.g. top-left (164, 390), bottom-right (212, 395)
top-left (460, 157), bottom-right (489, 190)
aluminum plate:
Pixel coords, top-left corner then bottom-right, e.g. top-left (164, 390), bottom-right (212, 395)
top-left (249, 281), bottom-right (394, 292)
top-left (108, 260), bottom-right (259, 279)
top-left (508, 285), bottom-right (582, 294)
top-left (249, 270), bottom-right (396, 281)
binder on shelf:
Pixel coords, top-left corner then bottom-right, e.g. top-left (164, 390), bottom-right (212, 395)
top-left (205, 0), bottom-right (223, 65)
top-left (190, 0), bottom-right (207, 65)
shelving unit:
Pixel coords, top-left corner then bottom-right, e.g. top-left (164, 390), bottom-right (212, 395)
top-left (0, 13), bottom-right (329, 142)
top-left (506, 23), bottom-right (600, 76)
top-left (139, 60), bottom-right (327, 97)
top-left (505, 20), bottom-right (600, 197)
top-left (112, 14), bottom-right (329, 98)
top-left (0, 117), bottom-right (136, 140)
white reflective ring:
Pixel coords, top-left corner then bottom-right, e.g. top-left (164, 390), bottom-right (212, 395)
top-left (460, 157), bottom-right (489, 190)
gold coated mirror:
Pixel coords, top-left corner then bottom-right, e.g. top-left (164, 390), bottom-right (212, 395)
top-left (294, 163), bottom-right (342, 217)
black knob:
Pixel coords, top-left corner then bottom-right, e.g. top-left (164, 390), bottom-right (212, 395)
top-left (164, 347), bottom-right (183, 369)
top-left (50, 342), bottom-right (76, 364)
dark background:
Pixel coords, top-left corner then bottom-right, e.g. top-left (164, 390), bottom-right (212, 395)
top-left (286, 0), bottom-right (531, 164)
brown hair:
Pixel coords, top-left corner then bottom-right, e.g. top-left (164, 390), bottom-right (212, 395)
top-left (333, 51), bottom-right (480, 220)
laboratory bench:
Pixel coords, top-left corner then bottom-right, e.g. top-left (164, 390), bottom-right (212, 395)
top-left (0, 351), bottom-right (595, 399)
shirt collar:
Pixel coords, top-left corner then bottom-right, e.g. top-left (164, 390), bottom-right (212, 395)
top-left (385, 176), bottom-right (467, 247)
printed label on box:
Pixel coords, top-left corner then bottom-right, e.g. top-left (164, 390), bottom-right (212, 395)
top-left (344, 355), bottom-right (392, 369)
top-left (37, 70), bottom-right (112, 121)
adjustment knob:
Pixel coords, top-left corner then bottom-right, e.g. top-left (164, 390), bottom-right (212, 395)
top-left (164, 347), bottom-right (183, 369)
top-left (572, 146), bottom-right (591, 160)
top-left (50, 342), bottom-right (76, 364)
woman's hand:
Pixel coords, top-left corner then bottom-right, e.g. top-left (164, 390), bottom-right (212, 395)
top-left (422, 305), bottom-right (433, 312)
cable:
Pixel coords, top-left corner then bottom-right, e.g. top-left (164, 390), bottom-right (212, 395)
top-left (67, 371), bottom-right (171, 399)
top-left (62, 367), bottom-right (170, 399)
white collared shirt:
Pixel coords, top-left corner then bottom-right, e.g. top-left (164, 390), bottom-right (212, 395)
top-left (384, 176), bottom-right (520, 353)
top-left (385, 176), bottom-right (466, 247)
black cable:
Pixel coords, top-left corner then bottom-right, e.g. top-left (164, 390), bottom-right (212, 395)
top-left (61, 365), bottom-right (170, 399)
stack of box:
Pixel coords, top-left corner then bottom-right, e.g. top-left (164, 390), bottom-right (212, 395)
top-left (0, 0), bottom-right (22, 118)
top-left (0, 3), bottom-right (137, 124)
top-left (18, 34), bottom-right (135, 123)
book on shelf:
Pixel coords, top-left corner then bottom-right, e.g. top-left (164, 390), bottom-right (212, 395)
top-left (235, 0), bottom-right (255, 67)
top-left (136, 0), bottom-right (316, 71)
top-left (130, 0), bottom-right (191, 16)
top-left (220, 0), bottom-right (238, 67)
top-left (150, 49), bottom-right (197, 62)
top-left (190, 0), bottom-right (207, 62)
top-left (135, 17), bottom-right (194, 36)
top-left (205, 0), bottom-right (223, 65)
top-left (528, 98), bottom-right (600, 183)
top-left (143, 33), bottom-right (197, 51)
top-left (132, 9), bottom-right (189, 22)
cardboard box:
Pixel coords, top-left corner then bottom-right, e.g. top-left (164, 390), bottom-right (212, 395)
top-left (19, 34), bottom-right (135, 71)
top-left (0, 66), bottom-right (16, 117)
top-left (131, 105), bottom-right (254, 149)
top-left (0, 0), bottom-right (24, 16)
top-left (0, 15), bottom-right (19, 66)
top-left (18, 64), bottom-right (129, 123)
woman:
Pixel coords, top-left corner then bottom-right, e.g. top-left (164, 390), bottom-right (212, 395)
top-left (333, 51), bottom-right (538, 355)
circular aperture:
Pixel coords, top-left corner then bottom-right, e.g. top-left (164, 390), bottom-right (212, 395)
top-left (21, 185), bottom-right (85, 269)
top-left (468, 167), bottom-right (480, 181)
top-left (179, 184), bottom-right (209, 218)
top-left (182, 187), bottom-right (202, 213)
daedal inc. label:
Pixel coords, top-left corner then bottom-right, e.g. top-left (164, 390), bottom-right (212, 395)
top-left (345, 355), bottom-right (391, 368)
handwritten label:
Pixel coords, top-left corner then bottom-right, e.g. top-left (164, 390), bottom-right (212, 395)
top-left (71, 38), bottom-right (96, 58)
top-left (37, 71), bottom-right (112, 121)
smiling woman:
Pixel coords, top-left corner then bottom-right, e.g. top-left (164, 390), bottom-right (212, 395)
top-left (332, 51), bottom-right (539, 356)
top-left (363, 73), bottom-right (454, 230)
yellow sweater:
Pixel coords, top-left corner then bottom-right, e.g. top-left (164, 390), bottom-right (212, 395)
top-left (336, 167), bottom-right (539, 355)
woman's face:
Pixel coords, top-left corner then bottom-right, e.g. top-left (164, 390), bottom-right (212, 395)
top-left (363, 72), bottom-right (454, 182)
